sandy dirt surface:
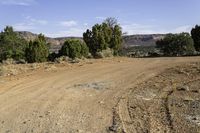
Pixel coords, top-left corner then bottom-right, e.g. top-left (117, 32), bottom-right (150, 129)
top-left (0, 57), bottom-right (200, 133)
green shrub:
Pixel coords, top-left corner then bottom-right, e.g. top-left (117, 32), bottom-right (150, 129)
top-left (156, 33), bottom-right (195, 56)
top-left (25, 34), bottom-right (49, 63)
top-left (59, 39), bottom-right (89, 59)
top-left (96, 48), bottom-right (114, 58)
top-left (83, 17), bottom-right (122, 56)
top-left (48, 52), bottom-right (59, 62)
top-left (191, 25), bottom-right (200, 51)
top-left (0, 26), bottom-right (28, 61)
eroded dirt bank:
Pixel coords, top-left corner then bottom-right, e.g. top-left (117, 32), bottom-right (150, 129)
top-left (0, 57), bottom-right (200, 133)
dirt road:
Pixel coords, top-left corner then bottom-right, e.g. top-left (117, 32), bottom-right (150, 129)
top-left (0, 57), bottom-right (200, 133)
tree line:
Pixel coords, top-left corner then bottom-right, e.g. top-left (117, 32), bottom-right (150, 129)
top-left (0, 17), bottom-right (200, 63)
top-left (156, 25), bottom-right (200, 56)
top-left (0, 17), bottom-right (123, 63)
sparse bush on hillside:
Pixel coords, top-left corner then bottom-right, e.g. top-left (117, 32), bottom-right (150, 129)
top-left (2, 58), bottom-right (16, 65)
top-left (95, 48), bottom-right (114, 58)
top-left (0, 26), bottom-right (28, 61)
top-left (191, 25), bottom-right (200, 52)
top-left (156, 33), bottom-right (195, 56)
top-left (59, 39), bottom-right (89, 59)
top-left (25, 34), bottom-right (49, 63)
top-left (83, 17), bottom-right (122, 57)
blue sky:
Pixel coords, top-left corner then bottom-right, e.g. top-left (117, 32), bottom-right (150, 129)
top-left (0, 0), bottom-right (199, 37)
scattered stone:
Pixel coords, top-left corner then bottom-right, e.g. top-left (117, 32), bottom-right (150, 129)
top-left (186, 115), bottom-right (200, 125)
top-left (77, 129), bottom-right (84, 133)
top-left (130, 106), bottom-right (137, 109)
top-left (192, 117), bottom-right (197, 120)
top-left (16, 59), bottom-right (26, 64)
top-left (73, 82), bottom-right (109, 90)
top-left (45, 111), bottom-right (51, 115)
top-left (98, 101), bottom-right (104, 104)
top-left (2, 58), bottom-right (16, 65)
top-left (70, 58), bottom-right (80, 64)
top-left (108, 125), bottom-right (118, 132)
top-left (176, 86), bottom-right (190, 91)
top-left (55, 122), bottom-right (60, 126)
top-left (54, 56), bottom-right (70, 63)
top-left (45, 65), bottom-right (57, 71)
top-left (191, 90), bottom-right (199, 93)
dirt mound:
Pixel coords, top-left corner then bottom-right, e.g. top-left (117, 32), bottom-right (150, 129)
top-left (114, 62), bottom-right (200, 133)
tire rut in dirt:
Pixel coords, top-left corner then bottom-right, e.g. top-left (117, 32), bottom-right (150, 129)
top-left (111, 62), bottom-right (200, 133)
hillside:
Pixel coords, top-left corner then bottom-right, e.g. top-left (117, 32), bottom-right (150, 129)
top-left (17, 31), bottom-right (166, 53)
top-left (122, 34), bottom-right (165, 48)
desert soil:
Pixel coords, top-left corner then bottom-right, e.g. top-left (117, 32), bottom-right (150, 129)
top-left (0, 57), bottom-right (200, 133)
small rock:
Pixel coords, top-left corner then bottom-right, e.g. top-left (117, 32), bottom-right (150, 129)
top-left (176, 86), bottom-right (189, 91)
top-left (45, 111), bottom-right (51, 115)
top-left (109, 125), bottom-right (117, 132)
top-left (191, 90), bottom-right (199, 93)
top-left (77, 129), bottom-right (84, 133)
top-left (99, 101), bottom-right (104, 104)
top-left (130, 106), bottom-right (137, 109)
top-left (192, 117), bottom-right (197, 120)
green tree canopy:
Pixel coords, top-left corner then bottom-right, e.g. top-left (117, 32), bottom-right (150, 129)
top-left (191, 25), bottom-right (200, 51)
top-left (25, 34), bottom-right (49, 63)
top-left (0, 26), bottom-right (28, 61)
top-left (59, 39), bottom-right (89, 59)
top-left (83, 17), bottom-right (122, 56)
top-left (156, 33), bottom-right (195, 56)
top-left (110, 25), bottom-right (123, 55)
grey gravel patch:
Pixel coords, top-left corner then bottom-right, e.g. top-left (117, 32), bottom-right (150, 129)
top-left (186, 115), bottom-right (200, 126)
top-left (67, 81), bottom-right (111, 90)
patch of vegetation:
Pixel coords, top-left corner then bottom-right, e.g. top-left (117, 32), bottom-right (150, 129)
top-left (0, 26), bottom-right (28, 61)
top-left (156, 33), bottom-right (195, 56)
top-left (121, 46), bottom-right (159, 57)
top-left (59, 39), bottom-right (89, 59)
top-left (83, 17), bottom-right (123, 57)
top-left (95, 48), bottom-right (114, 58)
top-left (25, 34), bottom-right (49, 63)
top-left (191, 25), bottom-right (200, 52)
top-left (0, 23), bottom-right (200, 64)
top-left (48, 52), bottom-right (59, 62)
